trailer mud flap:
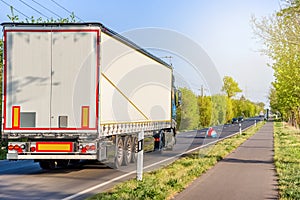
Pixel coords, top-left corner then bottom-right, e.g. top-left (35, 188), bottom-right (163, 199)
top-left (97, 146), bottom-right (107, 161)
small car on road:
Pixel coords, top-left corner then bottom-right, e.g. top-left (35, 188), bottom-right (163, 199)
top-left (238, 116), bottom-right (244, 122)
top-left (231, 118), bottom-right (238, 124)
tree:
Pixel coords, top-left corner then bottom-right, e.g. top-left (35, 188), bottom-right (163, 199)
top-left (176, 88), bottom-right (199, 130)
top-left (211, 95), bottom-right (227, 125)
top-left (225, 97), bottom-right (234, 123)
top-left (7, 6), bottom-right (77, 23)
top-left (198, 96), bottom-right (212, 128)
top-left (221, 76), bottom-right (242, 98)
top-left (253, 0), bottom-right (300, 127)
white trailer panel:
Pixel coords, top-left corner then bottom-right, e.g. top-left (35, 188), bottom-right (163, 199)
top-left (3, 27), bottom-right (99, 133)
top-left (100, 32), bottom-right (172, 124)
top-left (5, 31), bottom-right (52, 128)
top-left (2, 23), bottom-right (173, 139)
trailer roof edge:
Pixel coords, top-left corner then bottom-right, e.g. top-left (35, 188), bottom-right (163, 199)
top-left (1, 22), bottom-right (172, 69)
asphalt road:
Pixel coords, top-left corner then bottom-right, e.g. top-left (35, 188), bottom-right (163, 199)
top-left (0, 118), bottom-right (261, 200)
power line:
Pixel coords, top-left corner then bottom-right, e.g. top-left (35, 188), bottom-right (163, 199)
top-left (31, 0), bottom-right (63, 19)
top-left (49, 0), bottom-right (84, 22)
top-left (0, 0), bottom-right (30, 19)
top-left (18, 0), bottom-right (50, 19)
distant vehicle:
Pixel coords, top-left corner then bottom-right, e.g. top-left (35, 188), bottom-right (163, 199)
top-left (238, 116), bottom-right (244, 122)
top-left (259, 111), bottom-right (264, 117)
top-left (232, 118), bottom-right (238, 124)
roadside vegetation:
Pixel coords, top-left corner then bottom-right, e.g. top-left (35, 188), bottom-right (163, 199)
top-left (88, 122), bottom-right (265, 200)
top-left (274, 122), bottom-right (300, 199)
top-left (176, 76), bottom-right (264, 131)
top-left (253, 0), bottom-right (300, 128)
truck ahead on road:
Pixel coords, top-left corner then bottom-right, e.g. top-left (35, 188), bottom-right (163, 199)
top-left (1, 23), bottom-right (181, 169)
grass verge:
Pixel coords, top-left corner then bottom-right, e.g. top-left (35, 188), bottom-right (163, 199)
top-left (87, 122), bottom-right (265, 200)
top-left (274, 122), bottom-right (300, 199)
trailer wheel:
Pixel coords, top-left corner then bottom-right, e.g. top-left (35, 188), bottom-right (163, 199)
top-left (114, 136), bottom-right (124, 169)
top-left (123, 136), bottom-right (132, 166)
top-left (131, 137), bottom-right (138, 163)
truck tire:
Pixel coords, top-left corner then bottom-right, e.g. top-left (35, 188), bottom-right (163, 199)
top-left (122, 136), bottom-right (132, 166)
top-left (131, 137), bottom-right (138, 163)
top-left (114, 136), bottom-right (124, 169)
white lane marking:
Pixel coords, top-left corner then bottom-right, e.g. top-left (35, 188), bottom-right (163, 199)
top-left (62, 123), bottom-right (256, 200)
top-left (61, 139), bottom-right (227, 200)
top-left (62, 171), bottom-right (136, 200)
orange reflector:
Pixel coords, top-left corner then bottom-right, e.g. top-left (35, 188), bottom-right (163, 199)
top-left (36, 142), bottom-right (73, 152)
top-left (12, 106), bottom-right (20, 128)
top-left (81, 106), bottom-right (89, 128)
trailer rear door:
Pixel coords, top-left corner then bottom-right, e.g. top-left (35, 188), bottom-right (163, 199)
top-left (3, 26), bottom-right (99, 133)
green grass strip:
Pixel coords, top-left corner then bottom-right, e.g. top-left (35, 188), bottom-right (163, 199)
top-left (274, 122), bottom-right (300, 200)
top-left (87, 122), bottom-right (265, 200)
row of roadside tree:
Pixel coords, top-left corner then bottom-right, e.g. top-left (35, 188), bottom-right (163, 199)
top-left (176, 76), bottom-right (265, 131)
top-left (253, 0), bottom-right (300, 128)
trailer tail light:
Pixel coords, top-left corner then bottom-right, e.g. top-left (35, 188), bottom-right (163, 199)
top-left (8, 143), bottom-right (26, 153)
top-left (30, 146), bottom-right (36, 152)
top-left (90, 145), bottom-right (96, 151)
top-left (14, 145), bottom-right (20, 150)
top-left (79, 143), bottom-right (96, 153)
top-left (8, 145), bottom-right (14, 151)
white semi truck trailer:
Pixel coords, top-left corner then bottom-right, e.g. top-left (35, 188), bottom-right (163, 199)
top-left (1, 23), bottom-right (181, 169)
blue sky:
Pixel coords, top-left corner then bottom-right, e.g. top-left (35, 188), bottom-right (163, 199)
top-left (0, 0), bottom-right (280, 105)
